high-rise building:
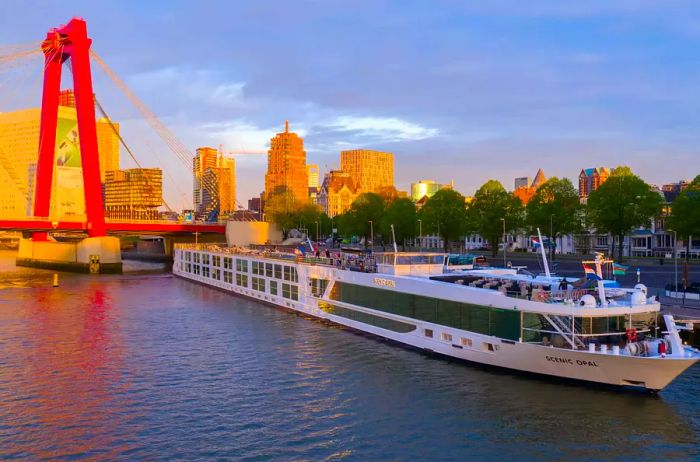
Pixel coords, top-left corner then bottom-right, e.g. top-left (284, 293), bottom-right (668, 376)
top-left (340, 149), bottom-right (394, 194)
top-left (193, 146), bottom-right (236, 217)
top-left (514, 177), bottom-right (531, 190)
top-left (0, 101), bottom-right (120, 218)
top-left (264, 120), bottom-right (308, 208)
top-left (410, 180), bottom-right (451, 202)
top-left (104, 168), bottom-right (162, 220)
top-left (317, 170), bottom-right (359, 218)
top-left (307, 164), bottom-right (319, 189)
top-left (579, 167), bottom-right (612, 202)
top-left (96, 117), bottom-right (120, 181)
top-left (513, 168), bottom-right (546, 205)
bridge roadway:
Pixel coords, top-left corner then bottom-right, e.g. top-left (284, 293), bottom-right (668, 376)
top-left (0, 218), bottom-right (226, 236)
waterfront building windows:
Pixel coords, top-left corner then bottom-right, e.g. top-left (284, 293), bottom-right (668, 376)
top-left (223, 257), bottom-right (233, 269)
top-left (282, 283), bottom-right (299, 301)
top-left (236, 259), bottom-right (248, 272)
top-left (270, 280), bottom-right (278, 295)
top-left (236, 273), bottom-right (248, 287)
top-left (202, 266), bottom-right (210, 278)
top-left (224, 271), bottom-right (233, 283)
top-left (266, 263), bottom-right (273, 277)
top-left (203, 254), bottom-right (210, 265)
top-left (329, 282), bottom-right (520, 341)
top-left (252, 277), bottom-right (266, 292)
top-left (274, 264), bottom-right (282, 279)
top-left (212, 255), bottom-right (221, 267)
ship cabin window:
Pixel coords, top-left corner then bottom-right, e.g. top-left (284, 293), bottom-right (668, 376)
top-left (202, 266), bottom-right (210, 278)
top-left (252, 261), bottom-right (262, 275)
top-left (310, 278), bottom-right (329, 297)
top-left (223, 257), bottom-right (232, 269)
top-left (441, 333), bottom-right (453, 342)
top-left (202, 254), bottom-right (210, 265)
top-left (224, 271), bottom-right (233, 283)
top-left (461, 337), bottom-right (472, 347)
top-left (185, 263), bottom-right (191, 273)
top-left (212, 268), bottom-right (220, 280)
top-left (270, 280), bottom-right (278, 295)
top-left (266, 263), bottom-right (273, 277)
top-left (212, 255), bottom-right (221, 267)
top-left (483, 342), bottom-right (497, 352)
top-left (329, 282), bottom-right (520, 341)
top-left (252, 277), bottom-right (266, 292)
top-left (236, 273), bottom-right (248, 287)
top-left (283, 266), bottom-right (298, 282)
top-left (236, 259), bottom-right (248, 272)
top-left (193, 265), bottom-right (201, 275)
top-left (194, 253), bottom-right (200, 263)
top-left (274, 264), bottom-right (282, 279)
top-left (424, 329), bottom-right (434, 338)
top-left (185, 252), bottom-right (191, 262)
top-left (282, 283), bottom-right (299, 301)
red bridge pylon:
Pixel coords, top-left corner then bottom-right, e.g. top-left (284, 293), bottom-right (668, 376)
top-left (33, 17), bottom-right (105, 240)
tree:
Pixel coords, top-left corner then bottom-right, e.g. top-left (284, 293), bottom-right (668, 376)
top-left (470, 180), bottom-right (524, 256)
top-left (381, 198), bottom-right (417, 249)
top-left (292, 203), bottom-right (322, 240)
top-left (418, 188), bottom-right (469, 252)
top-left (526, 177), bottom-right (583, 259)
top-left (587, 166), bottom-right (664, 260)
top-left (343, 193), bottom-right (386, 247)
top-left (667, 175), bottom-right (700, 262)
top-left (265, 188), bottom-right (300, 239)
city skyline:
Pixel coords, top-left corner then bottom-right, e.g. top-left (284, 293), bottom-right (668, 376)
top-left (2, 2), bottom-right (700, 206)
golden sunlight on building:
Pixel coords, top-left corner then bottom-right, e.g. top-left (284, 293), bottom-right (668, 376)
top-left (317, 170), bottom-right (359, 217)
top-left (104, 168), bottom-right (163, 220)
top-left (340, 149), bottom-right (394, 194)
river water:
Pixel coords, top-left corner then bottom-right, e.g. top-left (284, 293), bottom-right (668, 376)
top-left (0, 251), bottom-right (698, 461)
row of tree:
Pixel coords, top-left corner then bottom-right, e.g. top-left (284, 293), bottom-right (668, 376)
top-left (267, 167), bottom-right (700, 261)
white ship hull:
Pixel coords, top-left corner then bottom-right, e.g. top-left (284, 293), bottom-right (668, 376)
top-left (173, 250), bottom-right (698, 392)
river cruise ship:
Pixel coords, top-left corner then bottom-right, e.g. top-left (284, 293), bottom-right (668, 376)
top-left (173, 244), bottom-right (699, 391)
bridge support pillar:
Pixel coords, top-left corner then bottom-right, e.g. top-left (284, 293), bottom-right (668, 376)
top-left (17, 236), bottom-right (122, 274)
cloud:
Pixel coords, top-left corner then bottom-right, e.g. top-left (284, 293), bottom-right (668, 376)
top-left (320, 116), bottom-right (438, 142)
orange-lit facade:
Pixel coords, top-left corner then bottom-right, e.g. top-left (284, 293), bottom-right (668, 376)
top-left (340, 149), bottom-right (394, 194)
top-left (579, 167), bottom-right (612, 203)
top-left (104, 168), bottom-right (162, 220)
top-left (193, 146), bottom-right (236, 216)
top-left (317, 170), bottom-right (359, 217)
top-left (264, 120), bottom-right (308, 205)
top-left (514, 168), bottom-right (546, 205)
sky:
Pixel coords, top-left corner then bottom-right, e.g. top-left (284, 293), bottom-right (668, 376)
top-left (2, 0), bottom-right (700, 208)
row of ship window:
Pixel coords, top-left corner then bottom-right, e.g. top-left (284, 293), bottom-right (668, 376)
top-left (181, 262), bottom-right (298, 300)
top-left (181, 252), bottom-right (298, 282)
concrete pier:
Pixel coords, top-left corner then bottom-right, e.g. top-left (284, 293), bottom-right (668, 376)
top-left (16, 236), bottom-right (122, 273)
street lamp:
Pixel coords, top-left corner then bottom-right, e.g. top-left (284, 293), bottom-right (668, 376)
top-left (549, 214), bottom-right (554, 263)
top-left (417, 219), bottom-right (422, 250)
top-left (368, 220), bottom-right (373, 250)
top-left (500, 218), bottom-right (506, 268)
top-left (669, 229), bottom-right (678, 295)
top-left (315, 220), bottom-right (319, 244)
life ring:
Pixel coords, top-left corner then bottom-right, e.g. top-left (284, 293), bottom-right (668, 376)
top-left (626, 328), bottom-right (638, 343)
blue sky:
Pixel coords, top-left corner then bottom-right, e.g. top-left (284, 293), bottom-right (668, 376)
top-left (2, 1), bottom-right (700, 207)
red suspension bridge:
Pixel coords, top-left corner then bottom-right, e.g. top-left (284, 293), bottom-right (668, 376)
top-left (0, 17), bottom-right (231, 238)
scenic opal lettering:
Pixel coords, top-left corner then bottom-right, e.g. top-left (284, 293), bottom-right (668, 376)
top-left (0, 3), bottom-right (699, 461)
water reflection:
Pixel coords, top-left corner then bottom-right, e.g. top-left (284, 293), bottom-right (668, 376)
top-left (0, 252), bottom-right (697, 460)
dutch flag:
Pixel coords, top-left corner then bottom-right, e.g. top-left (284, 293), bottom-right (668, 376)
top-left (583, 263), bottom-right (601, 280)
